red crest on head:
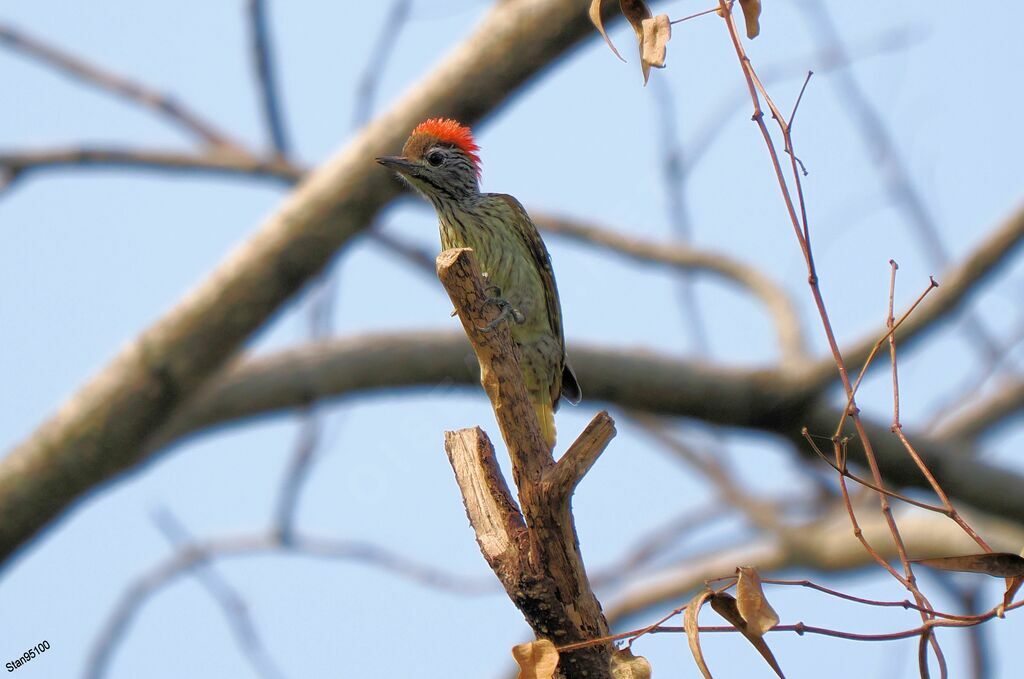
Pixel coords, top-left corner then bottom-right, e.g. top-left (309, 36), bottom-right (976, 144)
top-left (412, 118), bottom-right (481, 176)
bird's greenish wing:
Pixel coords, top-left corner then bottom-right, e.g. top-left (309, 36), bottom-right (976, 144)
top-left (493, 194), bottom-right (564, 349)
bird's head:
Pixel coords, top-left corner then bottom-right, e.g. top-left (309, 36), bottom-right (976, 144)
top-left (377, 118), bottom-right (481, 201)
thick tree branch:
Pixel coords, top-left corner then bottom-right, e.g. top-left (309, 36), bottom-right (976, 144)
top-left (438, 248), bottom-right (612, 678)
top-left (0, 0), bottom-right (636, 567)
top-left (145, 332), bottom-right (802, 453)
top-left (136, 333), bottom-right (1024, 529)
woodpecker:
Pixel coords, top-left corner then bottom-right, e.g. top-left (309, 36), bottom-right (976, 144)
top-left (377, 118), bottom-right (580, 448)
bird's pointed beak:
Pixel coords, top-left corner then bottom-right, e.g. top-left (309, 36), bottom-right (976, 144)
top-left (376, 155), bottom-right (417, 175)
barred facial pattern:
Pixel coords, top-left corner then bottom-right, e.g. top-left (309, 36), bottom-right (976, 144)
top-left (401, 145), bottom-right (480, 204)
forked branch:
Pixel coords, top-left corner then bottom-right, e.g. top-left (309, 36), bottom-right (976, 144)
top-left (437, 248), bottom-right (614, 679)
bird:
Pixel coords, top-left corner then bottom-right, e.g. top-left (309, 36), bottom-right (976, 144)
top-left (377, 118), bottom-right (580, 448)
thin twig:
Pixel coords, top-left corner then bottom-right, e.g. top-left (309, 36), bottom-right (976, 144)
top-left (85, 531), bottom-right (494, 678)
top-left (833, 276), bottom-right (940, 437)
top-left (787, 71), bottom-right (814, 131)
top-left (794, 0), bottom-right (1005, 368)
top-left (248, 0), bottom-right (291, 156)
top-left (884, 265), bottom-right (992, 552)
top-left (633, 414), bottom-right (784, 534)
top-left (589, 504), bottom-right (730, 588)
top-left (715, 2), bottom-right (945, 672)
top-left (685, 24), bottom-right (923, 175)
top-left (0, 24), bottom-right (240, 149)
top-left (801, 430), bottom-right (953, 514)
top-left (559, 597), bottom-right (1024, 652)
top-left (651, 80), bottom-right (712, 355)
top-left (351, 0), bottom-right (413, 129)
top-left (150, 509), bottom-right (286, 679)
top-left (670, 4), bottom-right (729, 26)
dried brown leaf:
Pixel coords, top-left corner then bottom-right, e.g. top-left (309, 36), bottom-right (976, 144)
top-left (911, 553), bottom-right (1024, 578)
top-left (610, 647), bottom-right (653, 679)
top-left (619, 0), bottom-right (654, 83)
top-left (685, 588), bottom-right (714, 679)
top-left (736, 566), bottom-right (779, 636)
top-left (512, 639), bottom-right (559, 679)
top-left (738, 0), bottom-right (762, 39)
top-left (589, 0), bottom-right (626, 62)
top-left (710, 593), bottom-right (786, 678)
top-left (640, 15), bottom-right (671, 85)
top-left (619, 0), bottom-right (653, 43)
top-left (1003, 576), bottom-right (1024, 611)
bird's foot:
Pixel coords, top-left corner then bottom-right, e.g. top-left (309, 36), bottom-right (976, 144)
top-left (481, 272), bottom-right (503, 299)
top-left (478, 295), bottom-right (525, 332)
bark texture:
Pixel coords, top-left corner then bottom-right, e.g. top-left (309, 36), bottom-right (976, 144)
top-left (438, 248), bottom-right (614, 678)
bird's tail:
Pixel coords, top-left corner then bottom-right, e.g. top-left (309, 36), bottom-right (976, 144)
top-left (533, 393), bottom-right (556, 449)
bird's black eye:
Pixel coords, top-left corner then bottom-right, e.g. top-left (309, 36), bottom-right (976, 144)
top-left (426, 151), bottom-right (444, 167)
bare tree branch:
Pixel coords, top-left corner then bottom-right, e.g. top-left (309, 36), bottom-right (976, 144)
top-left (85, 530), bottom-right (494, 678)
top-left (350, 0), bottom-right (414, 129)
top-left (144, 332), bottom-right (800, 451)
top-left (0, 23), bottom-right (240, 149)
top-left (247, 0), bottom-right (290, 156)
top-left (0, 147), bottom-right (301, 188)
top-left (650, 79), bottom-right (711, 354)
top-left (127, 331), bottom-right (1024, 528)
top-left (588, 504), bottom-right (731, 588)
top-left (150, 509), bottom-right (285, 679)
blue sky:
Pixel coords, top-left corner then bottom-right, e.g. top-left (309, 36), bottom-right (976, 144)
top-left (2, 1), bottom-right (1023, 677)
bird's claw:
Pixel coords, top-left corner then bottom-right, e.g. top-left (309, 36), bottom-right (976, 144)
top-left (478, 295), bottom-right (525, 332)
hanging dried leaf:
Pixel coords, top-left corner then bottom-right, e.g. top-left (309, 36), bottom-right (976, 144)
top-left (589, 0), bottom-right (626, 62)
top-left (589, 0), bottom-right (671, 83)
top-left (710, 593), bottom-right (786, 678)
top-left (619, 0), bottom-right (653, 44)
top-left (1004, 576), bottom-right (1024, 611)
top-left (640, 15), bottom-right (671, 86)
top-left (610, 647), bottom-right (653, 679)
top-left (738, 0), bottom-right (762, 39)
top-left (736, 566), bottom-right (779, 636)
top-left (685, 588), bottom-right (714, 679)
top-left (512, 639), bottom-right (559, 679)
top-left (912, 553), bottom-right (1024, 578)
